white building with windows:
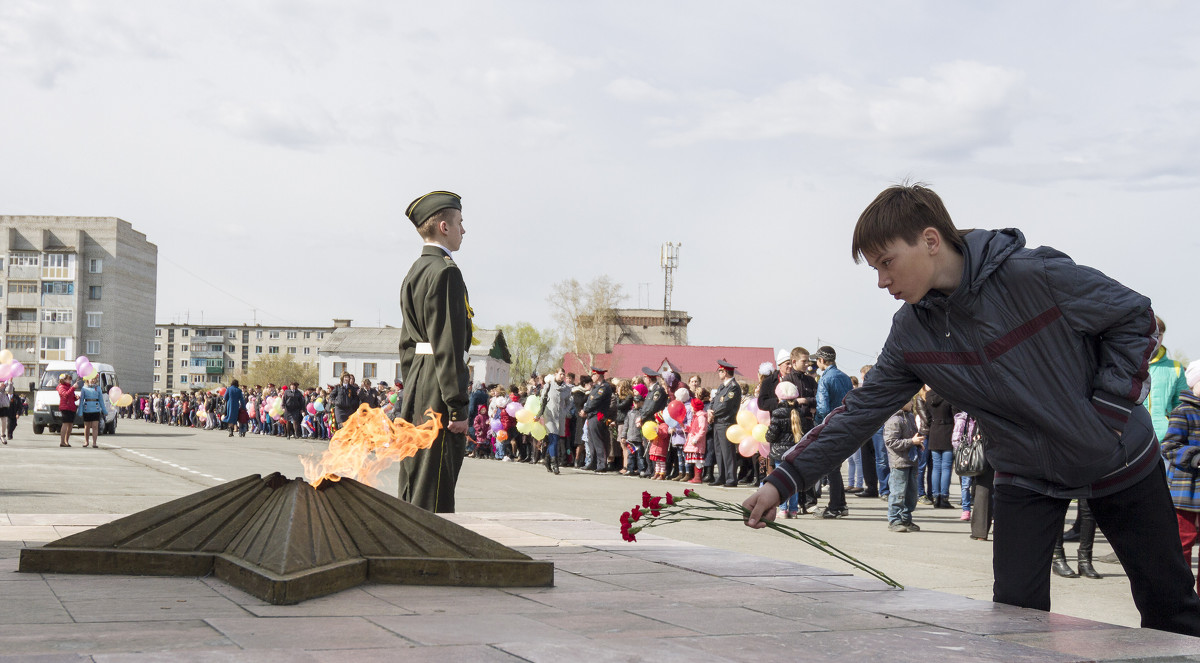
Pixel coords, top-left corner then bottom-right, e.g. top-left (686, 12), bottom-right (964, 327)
top-left (152, 320), bottom-right (342, 392)
top-left (0, 217), bottom-right (157, 394)
top-left (317, 326), bottom-right (512, 389)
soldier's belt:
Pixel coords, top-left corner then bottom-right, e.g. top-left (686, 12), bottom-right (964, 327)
top-left (415, 342), bottom-right (433, 355)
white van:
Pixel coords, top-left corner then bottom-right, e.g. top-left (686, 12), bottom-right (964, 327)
top-left (32, 360), bottom-right (119, 435)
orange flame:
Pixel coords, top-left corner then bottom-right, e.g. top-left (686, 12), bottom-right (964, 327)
top-left (301, 404), bottom-right (443, 489)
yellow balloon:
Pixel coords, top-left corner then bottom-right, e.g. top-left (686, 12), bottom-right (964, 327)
top-left (736, 409), bottom-right (757, 431)
top-left (516, 420), bottom-right (532, 434)
top-left (641, 420), bottom-right (659, 440)
top-left (0, 349), bottom-right (11, 364)
top-left (726, 424), bottom-right (749, 444)
top-left (531, 422), bottom-right (547, 440)
top-left (515, 408), bottom-right (535, 424)
top-left (117, 394), bottom-right (133, 407)
top-left (752, 423), bottom-right (769, 443)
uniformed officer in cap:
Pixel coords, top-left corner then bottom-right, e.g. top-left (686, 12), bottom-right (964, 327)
top-left (396, 191), bottom-right (473, 512)
top-left (635, 366), bottom-right (668, 477)
top-left (709, 359), bottom-right (742, 487)
top-left (582, 366), bottom-right (614, 472)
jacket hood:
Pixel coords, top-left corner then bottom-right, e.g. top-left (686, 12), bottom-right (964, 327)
top-left (917, 228), bottom-right (1024, 310)
top-left (1181, 390), bottom-right (1200, 408)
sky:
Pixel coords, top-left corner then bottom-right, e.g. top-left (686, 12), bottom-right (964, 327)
top-left (2, 0), bottom-right (1198, 369)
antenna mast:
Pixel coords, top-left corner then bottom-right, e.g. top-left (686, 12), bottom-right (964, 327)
top-left (660, 242), bottom-right (681, 344)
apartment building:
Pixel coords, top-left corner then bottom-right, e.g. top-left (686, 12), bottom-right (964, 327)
top-left (153, 319), bottom-right (347, 392)
top-left (0, 217), bottom-right (157, 394)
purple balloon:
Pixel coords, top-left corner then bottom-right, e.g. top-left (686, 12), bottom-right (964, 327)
top-left (505, 401), bottom-right (521, 417)
top-left (489, 419), bottom-right (503, 432)
top-left (9, 361), bottom-right (24, 378)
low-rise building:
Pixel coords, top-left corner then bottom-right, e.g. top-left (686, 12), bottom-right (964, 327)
top-left (318, 327), bottom-right (511, 389)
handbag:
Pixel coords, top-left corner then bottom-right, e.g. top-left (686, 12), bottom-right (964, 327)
top-left (954, 431), bottom-right (987, 477)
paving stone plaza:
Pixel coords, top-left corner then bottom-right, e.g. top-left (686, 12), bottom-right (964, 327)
top-left (3, 420), bottom-right (1200, 661)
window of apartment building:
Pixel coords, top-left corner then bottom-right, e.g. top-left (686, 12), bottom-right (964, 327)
top-left (227, 360), bottom-right (235, 368)
top-left (180, 375), bottom-right (188, 383)
top-left (42, 309), bottom-right (72, 323)
top-left (227, 344), bottom-right (234, 352)
top-left (0, 285), bottom-right (4, 298)
top-left (11, 281), bottom-right (36, 294)
top-left (227, 330), bottom-right (236, 338)
top-left (86, 340), bottom-right (100, 355)
top-left (88, 286), bottom-right (102, 300)
top-left (86, 312), bottom-right (101, 328)
top-left (42, 281), bottom-right (74, 295)
top-left (181, 329), bottom-right (189, 337)
top-left (287, 331), bottom-right (297, 340)
top-left (303, 347), bottom-right (311, 355)
top-left (155, 328), bottom-right (162, 337)
top-left (8, 252), bottom-right (39, 267)
top-left (269, 331), bottom-right (280, 339)
top-left (317, 332), bottom-right (325, 340)
top-left (362, 363), bottom-right (377, 379)
top-left (303, 331), bottom-right (311, 339)
top-left (154, 359), bottom-right (161, 368)
top-left (287, 346), bottom-right (296, 354)
top-left (268, 346), bottom-right (279, 354)
top-left (255, 346), bottom-right (262, 353)
top-left (7, 335), bottom-right (34, 352)
top-left (154, 374), bottom-right (161, 383)
top-left (333, 362), bottom-right (346, 377)
top-left (180, 344), bottom-right (187, 352)
top-left (89, 258), bottom-right (103, 273)
top-left (395, 365), bottom-right (403, 382)
top-left (256, 330), bottom-right (262, 339)
top-left (42, 253), bottom-right (75, 280)
top-left (39, 336), bottom-right (70, 360)
top-left (10, 310), bottom-right (34, 322)
top-left (155, 344), bottom-right (162, 352)
top-left (180, 359), bottom-right (187, 367)
top-left (209, 344), bottom-right (222, 352)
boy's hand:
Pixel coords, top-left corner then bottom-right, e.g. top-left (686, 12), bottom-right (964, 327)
top-left (743, 483), bottom-right (781, 528)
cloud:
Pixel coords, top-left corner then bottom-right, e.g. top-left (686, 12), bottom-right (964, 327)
top-left (207, 102), bottom-right (343, 151)
top-left (606, 77), bottom-right (675, 103)
top-left (656, 61), bottom-right (1026, 159)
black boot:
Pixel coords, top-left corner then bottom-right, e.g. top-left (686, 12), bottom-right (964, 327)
top-left (1052, 531), bottom-right (1078, 578)
top-left (701, 466), bottom-right (714, 483)
top-left (1077, 500), bottom-right (1102, 579)
top-left (544, 452), bottom-right (553, 473)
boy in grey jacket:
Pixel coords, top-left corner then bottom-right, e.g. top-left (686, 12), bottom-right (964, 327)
top-left (883, 401), bottom-right (923, 532)
top-left (744, 183), bottom-right (1200, 635)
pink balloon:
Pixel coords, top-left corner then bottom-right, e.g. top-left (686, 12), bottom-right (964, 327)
top-left (758, 441), bottom-right (771, 458)
top-left (0, 364), bottom-right (11, 381)
top-left (505, 401), bottom-right (521, 417)
top-left (9, 362), bottom-right (23, 378)
top-left (757, 410), bottom-right (771, 426)
top-left (738, 439), bottom-right (758, 458)
top-left (307, 403), bottom-right (317, 415)
top-left (746, 399), bottom-right (759, 414)
top-left (75, 355), bottom-right (89, 369)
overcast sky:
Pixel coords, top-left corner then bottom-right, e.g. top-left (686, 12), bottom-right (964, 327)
top-left (3, 1), bottom-right (1197, 368)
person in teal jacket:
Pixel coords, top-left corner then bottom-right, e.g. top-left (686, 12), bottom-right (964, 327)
top-left (78, 377), bottom-right (109, 449)
top-left (1147, 316), bottom-right (1190, 441)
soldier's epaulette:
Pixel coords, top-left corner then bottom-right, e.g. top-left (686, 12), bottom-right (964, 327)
top-left (443, 256), bottom-right (457, 268)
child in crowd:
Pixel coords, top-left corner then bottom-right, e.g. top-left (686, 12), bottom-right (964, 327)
top-left (668, 387), bottom-right (690, 480)
top-left (647, 414), bottom-right (670, 480)
top-left (883, 398), bottom-right (923, 532)
top-left (746, 183), bottom-right (1200, 635)
top-left (684, 396), bottom-right (709, 484)
top-left (620, 390), bottom-right (646, 475)
top-left (1162, 361), bottom-right (1200, 594)
top-left (765, 381), bottom-right (806, 517)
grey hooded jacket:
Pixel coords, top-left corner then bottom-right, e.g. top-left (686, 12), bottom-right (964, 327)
top-left (768, 228), bottom-right (1160, 500)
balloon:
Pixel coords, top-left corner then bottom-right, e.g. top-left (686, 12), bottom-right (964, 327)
top-left (0, 365), bottom-right (12, 382)
top-left (516, 420), bottom-right (532, 434)
top-left (758, 441), bottom-right (771, 458)
top-left (496, 430), bottom-right (508, 442)
top-left (736, 409), bottom-right (757, 431)
top-left (388, 394), bottom-right (397, 404)
top-left (0, 349), bottom-right (11, 364)
top-left (525, 395), bottom-right (542, 413)
top-left (662, 410), bottom-right (677, 429)
top-left (197, 411), bottom-right (207, 421)
top-left (745, 399), bottom-right (759, 414)
top-left (315, 402), bottom-right (325, 412)
top-left (489, 419), bottom-right (503, 432)
top-left (84, 368), bottom-right (98, 380)
top-left (219, 387), bottom-right (227, 397)
top-left (315, 397), bottom-right (323, 404)
top-left (109, 386), bottom-right (123, 402)
top-left (667, 400), bottom-right (686, 422)
top-left (725, 424), bottom-right (749, 444)
top-left (248, 406), bottom-right (257, 417)
top-left (531, 422), bottom-right (547, 440)
top-left (75, 355), bottom-right (89, 369)
top-left (117, 394), bottom-right (133, 407)
top-left (641, 421), bottom-right (659, 440)
top-left (752, 423), bottom-right (768, 443)
top-left (515, 408), bottom-right (535, 424)
top-left (757, 410), bottom-right (771, 426)
top-left (505, 401), bottom-right (521, 417)
top-left (9, 362), bottom-right (23, 378)
top-left (307, 403), bottom-right (317, 415)
top-left (738, 439), bottom-right (758, 458)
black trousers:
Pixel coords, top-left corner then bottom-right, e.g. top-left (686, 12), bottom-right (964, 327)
top-left (824, 469), bottom-right (847, 511)
top-left (970, 464), bottom-right (995, 539)
top-left (859, 438), bottom-right (878, 494)
top-left (713, 423), bottom-right (737, 486)
top-left (993, 464), bottom-right (1200, 636)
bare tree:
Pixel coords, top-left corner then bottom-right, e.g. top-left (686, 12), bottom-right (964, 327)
top-left (547, 276), bottom-right (626, 369)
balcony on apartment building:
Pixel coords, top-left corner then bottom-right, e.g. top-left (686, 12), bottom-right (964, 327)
top-left (7, 265), bottom-right (40, 281)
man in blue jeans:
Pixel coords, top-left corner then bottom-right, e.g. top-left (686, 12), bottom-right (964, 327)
top-left (814, 346), bottom-right (853, 519)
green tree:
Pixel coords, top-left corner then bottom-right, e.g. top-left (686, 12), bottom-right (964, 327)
top-left (547, 275), bottom-right (627, 369)
top-left (496, 322), bottom-right (558, 382)
top-left (234, 353), bottom-right (318, 389)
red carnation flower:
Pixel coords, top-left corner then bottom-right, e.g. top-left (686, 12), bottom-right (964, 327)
top-left (630, 507), bottom-right (642, 522)
top-left (665, 492), bottom-right (675, 505)
top-left (641, 491), bottom-right (652, 508)
top-left (648, 496), bottom-right (663, 516)
top-left (683, 488), bottom-right (696, 497)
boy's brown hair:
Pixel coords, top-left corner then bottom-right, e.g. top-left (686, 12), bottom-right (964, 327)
top-left (852, 183), bottom-right (968, 264)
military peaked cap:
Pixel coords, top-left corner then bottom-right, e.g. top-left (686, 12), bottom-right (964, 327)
top-left (405, 191), bottom-right (462, 227)
top-left (716, 359), bottom-right (736, 371)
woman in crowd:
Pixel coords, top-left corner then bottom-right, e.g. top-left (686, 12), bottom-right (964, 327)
top-left (57, 373), bottom-right (81, 447)
top-left (78, 376), bottom-right (108, 449)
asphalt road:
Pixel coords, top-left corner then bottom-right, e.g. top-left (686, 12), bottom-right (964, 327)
top-left (0, 418), bottom-right (1144, 628)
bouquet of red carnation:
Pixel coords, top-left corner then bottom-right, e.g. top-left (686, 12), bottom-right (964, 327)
top-left (620, 488), bottom-right (902, 588)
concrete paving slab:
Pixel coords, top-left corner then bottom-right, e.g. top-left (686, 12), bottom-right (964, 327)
top-left (368, 613), bottom-right (582, 646)
top-left (0, 527), bottom-right (60, 542)
top-left (62, 596), bottom-right (250, 623)
top-left (42, 576), bottom-right (226, 601)
top-left (9, 515), bottom-right (123, 527)
top-left (0, 621), bottom-right (234, 656)
top-left (996, 626), bottom-right (1200, 660)
top-left (310, 645), bottom-right (526, 663)
top-left (203, 616), bottom-right (408, 650)
top-left (360, 583), bottom-right (567, 615)
top-left (238, 588), bottom-right (415, 618)
top-left (522, 609), bottom-right (703, 639)
top-left (0, 599), bottom-right (74, 625)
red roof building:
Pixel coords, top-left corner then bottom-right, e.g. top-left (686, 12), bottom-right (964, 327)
top-left (561, 344), bottom-right (776, 392)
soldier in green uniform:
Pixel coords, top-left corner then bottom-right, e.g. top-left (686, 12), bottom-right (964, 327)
top-left (396, 191), bottom-right (474, 513)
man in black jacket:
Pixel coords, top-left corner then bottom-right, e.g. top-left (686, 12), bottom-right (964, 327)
top-left (582, 367), bottom-right (614, 472)
top-left (282, 382), bottom-right (306, 439)
top-left (636, 367), bottom-right (668, 477)
top-left (710, 360), bottom-right (742, 487)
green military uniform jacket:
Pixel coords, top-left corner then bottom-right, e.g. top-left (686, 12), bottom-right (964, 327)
top-left (397, 245), bottom-right (473, 512)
